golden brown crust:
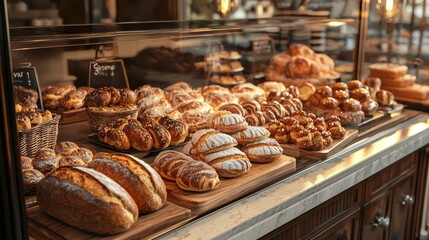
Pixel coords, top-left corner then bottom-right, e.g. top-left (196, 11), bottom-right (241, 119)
top-left (218, 103), bottom-right (246, 116)
top-left (118, 88), bottom-right (137, 106)
top-left (158, 116), bottom-right (188, 145)
top-left (58, 156), bottom-right (86, 167)
top-left (144, 122), bottom-right (171, 149)
top-left (349, 88), bottom-right (371, 103)
top-left (153, 150), bottom-right (193, 181)
top-left (331, 82), bottom-right (348, 92)
top-left (55, 141), bottom-right (80, 157)
top-left (84, 89), bottom-right (111, 107)
top-left (361, 99), bottom-right (379, 116)
top-left (347, 80), bottom-right (365, 91)
top-left (21, 156), bottom-right (33, 170)
top-left (23, 168), bottom-right (44, 190)
top-left (88, 153), bottom-right (167, 213)
top-left (176, 161), bottom-right (220, 192)
top-left (342, 98), bottom-right (362, 112)
top-left (122, 120), bottom-right (154, 151)
top-left (37, 166), bottom-right (138, 234)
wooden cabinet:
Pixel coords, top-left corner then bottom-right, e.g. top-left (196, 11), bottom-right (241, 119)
top-left (262, 146), bottom-right (428, 240)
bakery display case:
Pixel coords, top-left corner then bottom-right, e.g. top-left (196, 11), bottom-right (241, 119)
top-left (1, 1), bottom-right (429, 240)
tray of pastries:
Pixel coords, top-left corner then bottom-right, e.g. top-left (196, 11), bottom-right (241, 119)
top-left (41, 84), bottom-right (93, 124)
top-left (88, 115), bottom-right (190, 157)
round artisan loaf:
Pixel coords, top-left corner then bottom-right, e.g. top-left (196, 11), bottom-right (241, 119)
top-left (242, 138), bottom-right (283, 163)
top-left (191, 129), bottom-right (238, 154)
top-left (176, 161), bottom-right (220, 192)
top-left (203, 147), bottom-right (252, 178)
top-left (230, 126), bottom-right (270, 145)
top-left (36, 166), bottom-right (138, 234)
top-left (88, 152), bottom-right (167, 213)
top-left (153, 150), bottom-right (194, 181)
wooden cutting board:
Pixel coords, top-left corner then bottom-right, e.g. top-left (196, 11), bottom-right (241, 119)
top-left (165, 155), bottom-right (296, 215)
top-left (27, 201), bottom-right (191, 240)
top-left (280, 129), bottom-right (358, 160)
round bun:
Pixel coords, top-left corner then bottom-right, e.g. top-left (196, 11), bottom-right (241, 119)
top-left (331, 82), bottom-right (348, 92)
top-left (342, 98), bottom-right (362, 112)
top-left (320, 97), bottom-right (340, 110)
top-left (22, 169), bottom-right (44, 190)
top-left (118, 88), bottom-right (137, 106)
top-left (315, 86), bottom-right (333, 99)
top-left (350, 88), bottom-right (371, 103)
top-left (144, 122), bottom-right (171, 149)
top-left (333, 90), bottom-right (349, 103)
top-left (361, 99), bottom-right (379, 116)
top-left (84, 89), bottom-right (111, 107)
top-left (347, 80), bottom-right (364, 91)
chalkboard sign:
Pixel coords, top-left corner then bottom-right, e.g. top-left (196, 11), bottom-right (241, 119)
top-left (88, 59), bottom-right (129, 88)
top-left (252, 39), bottom-right (273, 55)
top-left (13, 66), bottom-right (43, 109)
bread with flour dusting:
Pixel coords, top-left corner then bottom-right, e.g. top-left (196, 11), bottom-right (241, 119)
top-left (209, 111), bottom-right (248, 133)
top-left (242, 138), bottom-right (283, 163)
top-left (191, 129), bottom-right (237, 154)
top-left (230, 126), bottom-right (270, 145)
top-left (203, 147), bottom-right (252, 178)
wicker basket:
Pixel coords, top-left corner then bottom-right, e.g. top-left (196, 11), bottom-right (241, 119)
top-left (86, 108), bottom-right (138, 132)
top-left (19, 114), bottom-right (61, 157)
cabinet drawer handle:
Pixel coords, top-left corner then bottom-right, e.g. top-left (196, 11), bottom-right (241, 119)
top-left (401, 195), bottom-right (414, 206)
top-left (372, 216), bottom-right (390, 228)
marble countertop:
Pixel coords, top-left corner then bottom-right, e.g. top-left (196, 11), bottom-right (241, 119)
top-left (158, 112), bottom-right (429, 240)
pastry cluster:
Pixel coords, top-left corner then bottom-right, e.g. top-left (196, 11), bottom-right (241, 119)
top-left (268, 113), bottom-right (346, 151)
top-left (16, 108), bottom-right (53, 132)
top-left (210, 74), bottom-right (246, 85)
top-left (97, 115), bottom-right (188, 151)
top-left (265, 44), bottom-right (339, 80)
top-left (42, 84), bottom-right (93, 110)
top-left (370, 63), bottom-right (429, 101)
top-left (228, 85), bottom-right (303, 127)
top-left (230, 83), bottom-right (266, 101)
top-left (304, 80), bottom-right (380, 125)
top-left (14, 86), bottom-right (39, 110)
top-left (154, 150), bottom-right (220, 192)
top-left (84, 87), bottom-right (137, 108)
top-left (37, 152), bottom-right (167, 234)
top-left (21, 141), bottom-right (94, 189)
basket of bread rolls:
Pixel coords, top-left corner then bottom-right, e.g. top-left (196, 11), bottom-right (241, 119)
top-left (15, 86), bottom-right (61, 157)
top-left (85, 87), bottom-right (138, 131)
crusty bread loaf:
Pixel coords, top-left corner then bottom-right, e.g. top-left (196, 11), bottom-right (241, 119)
top-left (154, 150), bottom-right (193, 181)
top-left (176, 161), bottom-right (220, 192)
top-left (242, 138), bottom-right (283, 163)
top-left (55, 141), bottom-right (80, 158)
top-left (203, 147), bottom-right (252, 178)
top-left (230, 126), bottom-right (270, 145)
top-left (36, 166), bottom-right (138, 234)
top-left (88, 153), bottom-right (167, 213)
top-left (191, 129), bottom-right (238, 154)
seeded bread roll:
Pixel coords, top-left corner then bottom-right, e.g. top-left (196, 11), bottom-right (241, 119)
top-left (36, 166), bottom-right (138, 234)
top-left (176, 161), bottom-right (220, 192)
top-left (191, 129), bottom-right (238, 154)
top-left (153, 150), bottom-right (193, 181)
top-left (158, 116), bottom-right (189, 145)
top-left (88, 153), bottom-right (167, 213)
top-left (242, 138), bottom-right (283, 163)
top-left (122, 119), bottom-right (154, 151)
top-left (203, 147), bottom-right (252, 178)
top-left (144, 121), bottom-right (171, 149)
top-left (230, 126), bottom-right (270, 145)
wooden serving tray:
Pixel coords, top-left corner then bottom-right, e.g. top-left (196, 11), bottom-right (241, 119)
top-left (27, 202), bottom-right (191, 240)
top-left (280, 129), bottom-right (359, 160)
top-left (51, 108), bottom-right (88, 125)
top-left (165, 155), bottom-right (296, 215)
